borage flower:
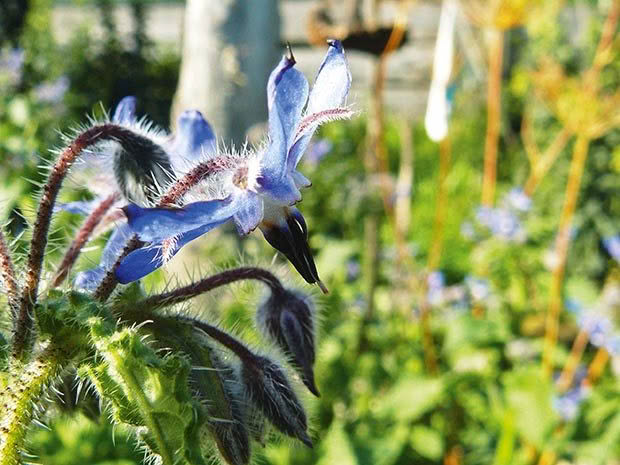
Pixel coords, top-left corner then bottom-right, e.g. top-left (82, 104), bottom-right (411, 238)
top-left (117, 41), bottom-right (353, 292)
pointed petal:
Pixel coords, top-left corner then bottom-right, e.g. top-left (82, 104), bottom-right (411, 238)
top-left (74, 266), bottom-right (106, 292)
top-left (123, 197), bottom-right (236, 243)
top-left (232, 191), bottom-right (264, 236)
top-left (263, 55), bottom-right (309, 181)
top-left (257, 175), bottom-right (301, 206)
top-left (288, 40), bottom-right (351, 170)
top-left (115, 220), bottom-right (225, 283)
top-left (168, 110), bottom-right (217, 172)
top-left (307, 40), bottom-right (351, 115)
top-left (54, 199), bottom-right (98, 216)
top-left (259, 204), bottom-right (323, 286)
top-left (291, 171), bottom-right (312, 189)
top-left (101, 223), bottom-right (134, 268)
top-left (112, 96), bottom-right (137, 125)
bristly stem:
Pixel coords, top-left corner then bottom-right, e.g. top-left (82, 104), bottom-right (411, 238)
top-left (158, 156), bottom-right (237, 206)
top-left (542, 135), bottom-right (590, 376)
top-left (0, 345), bottom-right (67, 464)
top-left (15, 124), bottom-right (139, 359)
top-left (0, 229), bottom-right (20, 320)
top-left (121, 266), bottom-right (285, 313)
top-left (481, 28), bottom-right (503, 207)
top-left (182, 316), bottom-right (258, 366)
top-left (52, 192), bottom-right (120, 288)
top-left (93, 235), bottom-right (142, 302)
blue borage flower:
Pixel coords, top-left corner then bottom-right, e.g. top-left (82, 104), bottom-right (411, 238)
top-left (116, 41), bottom-right (353, 291)
top-left (72, 99), bottom-right (219, 291)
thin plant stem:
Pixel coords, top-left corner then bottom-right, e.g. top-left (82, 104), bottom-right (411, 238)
top-left (556, 328), bottom-right (589, 391)
top-left (542, 135), bottom-right (591, 376)
top-left (394, 119), bottom-right (414, 263)
top-left (427, 136), bottom-right (451, 271)
top-left (123, 266), bottom-right (284, 313)
top-left (187, 317), bottom-right (257, 366)
top-left (52, 192), bottom-right (119, 288)
top-left (523, 127), bottom-right (572, 196)
top-left (585, 347), bottom-right (609, 386)
top-left (481, 28), bottom-right (504, 206)
top-left (0, 229), bottom-right (20, 319)
top-left (14, 124), bottom-right (138, 358)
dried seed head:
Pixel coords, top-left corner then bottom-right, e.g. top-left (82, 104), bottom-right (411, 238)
top-left (241, 355), bottom-right (312, 448)
top-left (257, 288), bottom-right (319, 396)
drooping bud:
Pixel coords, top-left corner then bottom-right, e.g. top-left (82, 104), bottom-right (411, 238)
top-left (241, 355), bottom-right (312, 448)
top-left (112, 130), bottom-right (176, 205)
top-left (257, 288), bottom-right (319, 396)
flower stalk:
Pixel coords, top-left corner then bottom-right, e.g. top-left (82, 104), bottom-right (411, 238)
top-left (542, 135), bottom-right (590, 376)
top-left (0, 230), bottom-right (19, 319)
top-left (481, 29), bottom-right (504, 207)
top-left (52, 192), bottom-right (120, 288)
top-left (15, 124), bottom-right (138, 358)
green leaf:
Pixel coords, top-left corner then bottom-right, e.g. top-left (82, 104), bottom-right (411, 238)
top-left (504, 366), bottom-right (557, 447)
top-left (376, 376), bottom-right (443, 423)
top-left (317, 421), bottom-right (357, 465)
top-left (410, 425), bottom-right (444, 461)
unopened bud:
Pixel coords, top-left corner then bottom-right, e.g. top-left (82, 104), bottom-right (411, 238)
top-left (257, 288), bottom-right (319, 396)
top-left (241, 356), bottom-right (312, 448)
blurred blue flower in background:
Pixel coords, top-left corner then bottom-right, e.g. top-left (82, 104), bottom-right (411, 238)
top-left (603, 235), bottom-right (620, 262)
top-left (34, 76), bottom-right (70, 104)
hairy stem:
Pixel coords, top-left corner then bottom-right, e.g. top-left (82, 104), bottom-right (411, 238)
top-left (542, 135), bottom-right (590, 376)
top-left (182, 316), bottom-right (257, 366)
top-left (93, 236), bottom-right (142, 302)
top-left (481, 29), bottom-right (503, 206)
top-left (108, 351), bottom-right (175, 465)
top-left (122, 266), bottom-right (284, 313)
top-left (52, 192), bottom-right (119, 288)
top-left (0, 230), bottom-right (20, 320)
top-left (0, 345), bottom-right (67, 464)
top-left (15, 124), bottom-right (140, 359)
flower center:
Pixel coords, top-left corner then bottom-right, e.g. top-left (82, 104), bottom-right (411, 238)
top-left (232, 165), bottom-right (250, 190)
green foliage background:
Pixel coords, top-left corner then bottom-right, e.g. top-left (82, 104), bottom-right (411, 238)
top-left (0, 0), bottom-right (618, 464)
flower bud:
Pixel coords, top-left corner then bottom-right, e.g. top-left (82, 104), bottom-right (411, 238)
top-left (112, 130), bottom-right (176, 205)
top-left (241, 355), bottom-right (312, 448)
top-left (257, 288), bottom-right (319, 396)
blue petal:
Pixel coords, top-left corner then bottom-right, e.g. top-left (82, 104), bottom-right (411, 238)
top-left (55, 199), bottom-right (98, 216)
top-left (288, 40), bottom-right (351, 171)
top-left (168, 110), bottom-right (217, 171)
top-left (115, 220), bottom-right (225, 283)
top-left (74, 266), bottom-right (106, 292)
top-left (258, 175), bottom-right (301, 206)
top-left (232, 191), bottom-right (263, 235)
top-left (306, 40), bottom-right (351, 115)
top-left (72, 223), bottom-right (133, 292)
top-left (100, 224), bottom-right (134, 268)
top-left (113, 96), bottom-right (137, 124)
top-left (291, 171), bottom-right (312, 189)
top-left (263, 55), bottom-right (309, 181)
top-left (124, 197), bottom-right (237, 242)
